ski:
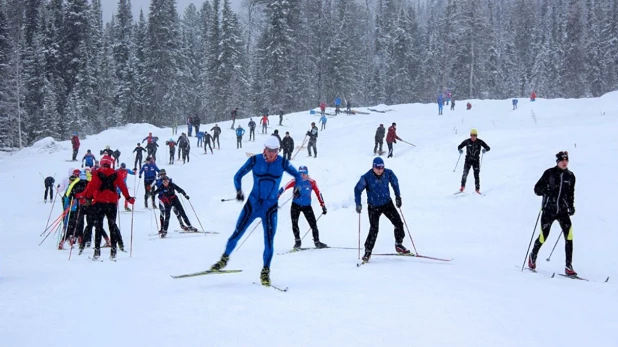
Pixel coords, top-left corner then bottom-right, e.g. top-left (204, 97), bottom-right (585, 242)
top-left (372, 253), bottom-right (453, 262)
top-left (552, 273), bottom-right (610, 283)
top-left (356, 260), bottom-right (369, 267)
top-left (171, 269), bottom-right (242, 279)
top-left (176, 230), bottom-right (220, 235)
top-left (277, 246), bottom-right (356, 255)
top-left (252, 282), bottom-right (288, 292)
top-left (88, 256), bottom-right (103, 262)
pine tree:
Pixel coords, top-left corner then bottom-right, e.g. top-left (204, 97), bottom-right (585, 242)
top-left (113, 0), bottom-right (134, 123)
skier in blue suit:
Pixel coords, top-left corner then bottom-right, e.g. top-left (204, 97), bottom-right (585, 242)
top-left (210, 136), bottom-right (302, 286)
top-left (437, 94), bottom-right (444, 115)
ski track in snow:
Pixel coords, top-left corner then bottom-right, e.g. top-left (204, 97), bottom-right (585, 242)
top-left (1, 96), bottom-right (617, 347)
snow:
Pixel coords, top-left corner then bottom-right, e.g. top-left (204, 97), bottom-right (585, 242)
top-left (1, 96), bottom-right (617, 347)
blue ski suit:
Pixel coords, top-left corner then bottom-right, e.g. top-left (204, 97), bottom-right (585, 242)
top-left (223, 154), bottom-right (301, 267)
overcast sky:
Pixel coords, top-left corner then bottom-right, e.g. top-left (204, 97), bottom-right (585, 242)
top-left (101, 0), bottom-right (244, 22)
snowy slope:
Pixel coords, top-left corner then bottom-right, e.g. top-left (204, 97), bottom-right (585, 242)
top-left (1, 95), bottom-right (617, 347)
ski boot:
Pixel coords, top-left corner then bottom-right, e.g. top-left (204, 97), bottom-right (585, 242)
top-left (92, 248), bottom-right (101, 260)
top-left (159, 230), bottom-right (168, 238)
top-left (124, 207), bottom-right (131, 212)
top-left (475, 188), bottom-right (481, 194)
top-left (293, 239), bottom-right (301, 250)
top-left (58, 241), bottom-right (64, 250)
top-left (180, 224), bottom-right (189, 231)
top-left (565, 264), bottom-right (577, 276)
top-left (145, 200), bottom-right (149, 209)
top-left (528, 253), bottom-right (537, 270)
top-left (85, 241), bottom-right (91, 248)
top-left (187, 226), bottom-right (198, 232)
top-left (210, 254), bottom-right (229, 271)
top-left (118, 243), bottom-right (126, 252)
top-left (459, 186), bottom-right (465, 193)
top-left (260, 267), bottom-right (271, 286)
top-left (362, 251), bottom-right (371, 263)
top-left (78, 247), bottom-right (84, 255)
top-left (395, 243), bottom-right (411, 255)
top-left (110, 247), bottom-right (117, 261)
top-left (314, 241), bottom-right (328, 249)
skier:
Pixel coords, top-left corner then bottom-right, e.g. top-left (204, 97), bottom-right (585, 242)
top-left (117, 163), bottom-right (136, 212)
top-left (187, 116), bottom-right (193, 137)
top-left (334, 97), bottom-right (341, 115)
top-left (248, 118), bottom-right (257, 141)
top-left (100, 145), bottom-right (114, 157)
top-left (260, 114), bottom-right (269, 134)
top-left (306, 122), bottom-right (319, 158)
top-left (374, 124), bottom-right (385, 155)
top-left (231, 108), bottom-right (238, 129)
top-left (386, 123), bottom-right (402, 158)
top-left (319, 114), bottom-right (327, 131)
top-left (79, 169), bottom-right (111, 249)
top-left (209, 136), bottom-right (302, 286)
top-left (354, 157), bottom-right (410, 263)
top-left (193, 115), bottom-right (201, 135)
top-left (451, 99), bottom-right (456, 111)
top-left (319, 102), bottom-right (326, 117)
top-left (278, 165), bottom-right (328, 249)
top-left (44, 176), bottom-right (55, 203)
top-left (512, 99), bottom-right (519, 110)
top-left (165, 139), bottom-right (176, 165)
top-left (139, 157), bottom-right (160, 208)
top-left (152, 176), bottom-right (197, 237)
top-left (346, 100), bottom-right (352, 114)
top-left (60, 170), bottom-right (89, 250)
top-left (142, 132), bottom-right (155, 145)
top-left (446, 90), bottom-right (452, 105)
top-left (151, 169), bottom-right (190, 230)
top-left (279, 110), bottom-right (284, 126)
top-left (133, 143), bottom-right (147, 170)
top-left (281, 132), bottom-right (294, 161)
top-left (203, 131), bottom-right (214, 154)
top-left (196, 130), bottom-right (204, 147)
top-left (530, 91), bottom-right (537, 102)
top-left (457, 129), bottom-right (490, 193)
top-left (271, 129), bottom-right (282, 150)
top-left (528, 151), bottom-right (577, 276)
top-left (78, 156), bottom-right (134, 260)
top-left (437, 93), bottom-right (444, 115)
top-left (71, 132), bottom-right (80, 161)
top-left (211, 124), bottom-right (221, 149)
top-left (81, 150), bottom-right (96, 168)
top-left (235, 125), bottom-right (246, 149)
top-left (466, 102), bottom-right (472, 110)
top-left (176, 133), bottom-right (190, 164)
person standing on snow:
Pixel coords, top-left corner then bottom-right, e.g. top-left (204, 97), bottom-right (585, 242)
top-left (451, 99), bottom-right (456, 111)
top-left (386, 123), bottom-right (402, 158)
top-left (211, 124), bottom-right (222, 149)
top-left (176, 133), bottom-right (190, 164)
top-left (457, 129), bottom-right (490, 194)
top-left (117, 163), bottom-right (136, 212)
top-left (354, 157), bottom-right (410, 263)
top-left (203, 131), bottom-right (214, 154)
top-left (71, 132), bottom-right (80, 161)
top-left (139, 157), bottom-right (160, 208)
top-left (512, 99), bottom-right (519, 110)
top-left (152, 175), bottom-right (197, 238)
top-left (61, 170), bottom-right (89, 251)
top-left (271, 129), bottom-right (282, 150)
top-left (260, 114), bottom-right (269, 134)
top-left (346, 100), bottom-right (352, 114)
top-left (437, 93), bottom-right (444, 115)
top-left (82, 150), bottom-right (96, 168)
top-left (279, 110), bottom-right (284, 126)
top-left (231, 108), bottom-right (238, 129)
top-left (187, 116), bottom-right (193, 137)
top-left (528, 151), bottom-right (577, 276)
top-left (209, 136), bottom-right (302, 286)
top-left (319, 114), bottom-right (327, 131)
top-left (193, 115), bottom-right (201, 135)
top-left (196, 131), bottom-right (204, 147)
top-left (281, 132), bottom-right (294, 160)
top-left (320, 102), bottom-right (326, 117)
top-left (133, 143), bottom-right (147, 170)
top-left (235, 125), bottom-right (246, 149)
top-left (530, 91), bottom-right (537, 102)
top-left (307, 122), bottom-right (319, 158)
top-left (100, 145), bottom-right (114, 157)
top-left (374, 124), bottom-right (386, 155)
top-left (248, 118), bottom-right (257, 141)
top-left (334, 97), bottom-right (342, 115)
top-left (44, 176), bottom-right (55, 203)
top-left (278, 165), bottom-right (328, 250)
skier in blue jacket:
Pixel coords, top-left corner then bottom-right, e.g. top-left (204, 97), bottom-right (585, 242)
top-left (235, 125), bottom-right (245, 149)
top-left (139, 157), bottom-right (160, 208)
top-left (210, 136), bottom-right (302, 286)
top-left (437, 94), bottom-right (444, 115)
top-left (354, 157), bottom-right (410, 263)
top-left (319, 114), bottom-right (327, 131)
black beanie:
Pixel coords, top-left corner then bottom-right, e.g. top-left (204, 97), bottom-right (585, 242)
top-left (556, 151), bottom-right (569, 163)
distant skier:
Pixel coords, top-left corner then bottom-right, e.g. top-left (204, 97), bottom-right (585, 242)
top-left (112, 149), bottom-right (121, 164)
top-left (374, 124), bottom-right (385, 155)
top-left (152, 176), bottom-right (197, 238)
top-left (466, 102), bottom-right (472, 110)
top-left (386, 122), bottom-right (402, 158)
top-left (177, 133), bottom-right (190, 164)
top-left (60, 170), bottom-right (89, 250)
top-left (236, 125), bottom-right (245, 149)
top-left (142, 132), bottom-right (156, 145)
top-left (146, 140), bottom-right (159, 162)
top-left (437, 94), bottom-right (444, 115)
top-left (203, 131), bottom-right (214, 154)
top-left (512, 99), bottom-right (519, 110)
top-left (528, 151), bottom-right (577, 276)
top-left (248, 118), bottom-right (256, 141)
top-left (451, 99), bottom-right (456, 111)
top-left (187, 116), bottom-right (193, 137)
top-left (319, 114), bottom-right (327, 131)
top-left (82, 150), bottom-right (96, 168)
top-left (209, 136), bottom-right (302, 286)
top-left (117, 163), bottom-right (136, 212)
top-left (231, 108), bottom-right (238, 129)
top-left (446, 90), bottom-right (452, 105)
top-left (44, 176), bottom-right (55, 203)
top-left (260, 115), bottom-right (269, 134)
top-left (457, 129), bottom-right (490, 194)
top-left (271, 129), bottom-right (282, 150)
top-left (71, 132), bottom-right (80, 161)
top-left (139, 157), bottom-right (160, 208)
top-left (334, 97), bottom-right (341, 115)
top-left (306, 122), bottom-right (319, 158)
top-left (279, 110), bottom-right (284, 126)
top-left (100, 145), bottom-right (114, 158)
top-left (211, 124), bottom-right (221, 149)
top-left (346, 100), bottom-right (352, 114)
top-left (354, 157), bottom-right (410, 263)
top-left (196, 131), bottom-right (204, 147)
top-left (193, 115), bottom-right (201, 135)
top-left (530, 91), bottom-right (537, 102)
top-left (281, 132), bottom-right (294, 160)
top-left (278, 165), bottom-right (328, 249)
top-left (320, 102), bottom-right (326, 117)
top-left (151, 170), bottom-right (190, 230)
top-left (133, 143), bottom-right (147, 170)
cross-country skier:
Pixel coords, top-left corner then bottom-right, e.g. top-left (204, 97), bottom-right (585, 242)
top-left (100, 145), bottom-right (114, 157)
top-left (530, 91), bottom-right (536, 102)
top-left (151, 169), bottom-right (189, 230)
top-left (44, 176), bottom-right (55, 203)
top-left (177, 133), bottom-right (190, 163)
top-left (374, 124), bottom-right (385, 155)
top-left (165, 139), bottom-right (177, 164)
top-left (146, 139), bottom-right (159, 162)
top-left (117, 163), bottom-right (136, 211)
top-left (451, 99), bottom-right (456, 111)
top-left (319, 114), bottom-right (327, 131)
top-left (82, 150), bottom-right (96, 168)
top-left (211, 124), bottom-right (221, 149)
top-left (196, 131), bottom-right (204, 147)
top-left (281, 132), bottom-right (294, 160)
top-left (512, 99), bottom-right (518, 110)
top-left (187, 116), bottom-right (193, 137)
top-left (112, 149), bottom-right (121, 164)
top-left (236, 125), bottom-right (245, 149)
top-left (528, 151), bottom-right (577, 276)
top-left (457, 129), bottom-right (490, 193)
top-left (279, 110), bottom-right (284, 126)
top-left (248, 118), bottom-right (256, 141)
top-left (466, 102), bottom-right (472, 110)
top-left (320, 102), bottom-right (326, 116)
top-left (307, 122), bottom-right (319, 158)
top-left (334, 97), bottom-right (341, 115)
top-left (354, 157), bottom-right (410, 263)
top-left (278, 165), bottom-right (328, 249)
top-left (133, 143), bottom-right (147, 170)
top-left (60, 170), bottom-right (89, 250)
top-left (79, 168), bottom-right (111, 249)
top-left (71, 132), bottom-right (80, 161)
top-left (437, 94), bottom-right (444, 115)
top-left (231, 108), bottom-right (238, 129)
top-left (346, 100), bottom-right (352, 114)
top-left (152, 176), bottom-right (197, 237)
top-left (386, 123), bottom-right (402, 158)
top-left (271, 129), bottom-right (282, 150)
top-left (209, 136), bottom-right (302, 286)
top-left (78, 156), bottom-right (134, 260)
top-left (260, 115), bottom-right (269, 134)
top-left (203, 131), bottom-right (214, 154)
top-left (139, 157), bottom-right (160, 208)
top-left (193, 115), bottom-right (201, 135)
top-left (142, 132), bottom-right (156, 145)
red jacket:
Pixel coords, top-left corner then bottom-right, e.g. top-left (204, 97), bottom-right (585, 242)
top-left (71, 136), bottom-right (80, 150)
top-left (386, 126), bottom-right (401, 143)
top-left (320, 102), bottom-right (326, 110)
top-left (79, 167), bottom-right (130, 205)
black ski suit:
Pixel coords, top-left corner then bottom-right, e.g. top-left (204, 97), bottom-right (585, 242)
top-left (374, 126), bottom-right (385, 154)
top-left (133, 146), bottom-right (147, 169)
top-left (44, 176), bottom-right (55, 201)
top-left (281, 136), bottom-right (294, 160)
top-left (203, 133), bottom-right (213, 154)
top-left (177, 135), bottom-right (190, 163)
top-left (211, 126), bottom-right (221, 149)
top-left (307, 126), bottom-right (318, 157)
top-left (153, 182), bottom-right (192, 232)
top-left (531, 166), bottom-right (576, 266)
top-left (457, 138), bottom-right (490, 190)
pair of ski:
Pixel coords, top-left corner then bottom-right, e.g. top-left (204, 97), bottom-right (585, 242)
top-left (526, 268), bottom-right (609, 283)
top-left (453, 190), bottom-right (485, 196)
top-left (277, 246), bottom-right (357, 255)
top-left (357, 252), bottom-right (453, 267)
top-left (148, 230), bottom-right (219, 237)
top-left (170, 269), bottom-right (287, 292)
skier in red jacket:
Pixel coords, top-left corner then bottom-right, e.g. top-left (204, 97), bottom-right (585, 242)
top-left (78, 156), bottom-right (134, 260)
top-left (385, 123), bottom-right (402, 158)
top-left (71, 132), bottom-right (80, 161)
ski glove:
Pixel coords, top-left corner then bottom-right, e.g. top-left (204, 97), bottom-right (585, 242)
top-left (139, 175), bottom-right (142, 179)
top-left (184, 195), bottom-right (189, 200)
top-left (236, 190), bottom-right (245, 202)
top-left (322, 206), bottom-right (327, 215)
top-left (356, 205), bottom-right (362, 213)
top-left (568, 206), bottom-right (575, 216)
top-left (458, 149), bottom-right (463, 154)
top-left (127, 197), bottom-right (136, 205)
top-left (395, 197), bottom-right (402, 208)
top-left (482, 149), bottom-right (487, 154)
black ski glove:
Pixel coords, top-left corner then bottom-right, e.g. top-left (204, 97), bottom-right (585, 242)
top-left (139, 175), bottom-right (142, 179)
top-left (568, 206), bottom-right (575, 216)
top-left (236, 190), bottom-right (244, 202)
top-left (184, 195), bottom-right (190, 200)
top-left (395, 197), bottom-right (402, 208)
top-left (356, 205), bottom-right (362, 214)
top-left (458, 149), bottom-right (463, 154)
top-left (322, 206), bottom-right (327, 215)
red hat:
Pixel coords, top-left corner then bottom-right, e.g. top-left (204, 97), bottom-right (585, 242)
top-left (100, 156), bottom-right (113, 168)
top-left (72, 169), bottom-right (81, 176)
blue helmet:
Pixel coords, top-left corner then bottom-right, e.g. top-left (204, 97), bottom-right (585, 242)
top-left (298, 166), bottom-right (308, 174)
top-left (120, 163), bottom-right (126, 169)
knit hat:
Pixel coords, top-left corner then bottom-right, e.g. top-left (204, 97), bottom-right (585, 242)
top-left (298, 166), bottom-right (308, 174)
top-left (470, 129), bottom-right (478, 136)
top-left (264, 136), bottom-right (280, 150)
top-left (373, 157), bottom-right (385, 168)
top-left (72, 169), bottom-right (81, 177)
top-left (556, 151), bottom-right (569, 163)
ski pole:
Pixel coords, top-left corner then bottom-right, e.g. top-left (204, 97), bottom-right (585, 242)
top-left (521, 208), bottom-right (542, 271)
top-left (236, 220), bottom-right (262, 251)
top-left (39, 213), bottom-right (65, 246)
top-left (358, 212), bottom-right (361, 260)
top-left (453, 153), bottom-right (462, 172)
top-left (43, 191), bottom-right (59, 234)
top-left (130, 204), bottom-right (135, 257)
top-left (480, 152), bottom-right (485, 169)
top-left (291, 135), bottom-right (308, 160)
top-left (221, 198), bottom-right (236, 202)
top-left (152, 205), bottom-right (159, 231)
top-left (42, 202), bottom-right (66, 237)
top-left (68, 205), bottom-right (82, 260)
top-left (546, 235), bottom-right (561, 262)
top-left (185, 198), bottom-right (205, 233)
top-left (398, 207), bottom-right (418, 255)
top-left (300, 213), bottom-right (324, 241)
top-left (400, 140), bottom-right (416, 147)
top-left (58, 197), bottom-right (74, 249)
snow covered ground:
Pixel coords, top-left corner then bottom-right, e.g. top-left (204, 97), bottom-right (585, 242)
top-left (1, 94), bottom-right (617, 347)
